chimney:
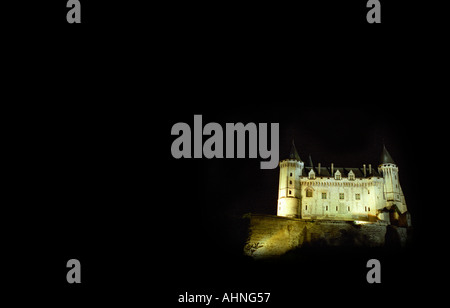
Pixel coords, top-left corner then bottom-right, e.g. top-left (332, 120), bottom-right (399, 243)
top-left (363, 164), bottom-right (366, 177)
top-left (318, 163), bottom-right (321, 175)
top-left (331, 163), bottom-right (334, 176)
top-left (369, 164), bottom-right (372, 175)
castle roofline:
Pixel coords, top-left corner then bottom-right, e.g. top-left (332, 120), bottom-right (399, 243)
top-left (379, 144), bottom-right (396, 165)
top-left (303, 166), bottom-right (381, 178)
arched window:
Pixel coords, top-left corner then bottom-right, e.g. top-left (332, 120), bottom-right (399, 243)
top-left (306, 188), bottom-right (313, 197)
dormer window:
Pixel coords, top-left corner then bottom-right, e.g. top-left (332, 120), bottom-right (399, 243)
top-left (348, 170), bottom-right (355, 181)
top-left (308, 169), bottom-right (315, 180)
top-left (335, 170), bottom-right (341, 180)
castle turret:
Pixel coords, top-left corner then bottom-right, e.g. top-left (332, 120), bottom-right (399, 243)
top-left (277, 140), bottom-right (304, 218)
top-left (378, 144), bottom-right (409, 225)
top-left (378, 144), bottom-right (400, 203)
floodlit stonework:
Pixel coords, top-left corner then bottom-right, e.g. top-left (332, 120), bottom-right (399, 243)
top-left (244, 142), bottom-right (412, 258)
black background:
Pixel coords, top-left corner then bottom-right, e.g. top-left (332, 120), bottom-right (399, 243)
top-left (8, 0), bottom-right (446, 306)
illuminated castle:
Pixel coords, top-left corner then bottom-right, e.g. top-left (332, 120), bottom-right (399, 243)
top-left (277, 141), bottom-right (411, 227)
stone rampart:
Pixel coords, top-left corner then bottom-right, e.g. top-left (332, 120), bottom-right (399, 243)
top-left (244, 214), bottom-right (410, 258)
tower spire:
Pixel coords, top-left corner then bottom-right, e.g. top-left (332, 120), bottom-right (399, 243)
top-left (379, 144), bottom-right (395, 165)
top-left (289, 139), bottom-right (302, 162)
top-left (308, 154), bottom-right (314, 168)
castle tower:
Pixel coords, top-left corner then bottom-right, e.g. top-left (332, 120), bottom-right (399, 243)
top-left (378, 144), bottom-right (408, 215)
top-left (277, 140), bottom-right (304, 218)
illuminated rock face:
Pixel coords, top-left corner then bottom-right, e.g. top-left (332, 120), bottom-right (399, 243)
top-left (244, 215), bottom-right (411, 258)
top-left (276, 143), bottom-right (411, 227)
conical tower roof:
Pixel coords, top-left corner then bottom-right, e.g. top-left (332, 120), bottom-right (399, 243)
top-left (379, 144), bottom-right (396, 165)
top-left (289, 140), bottom-right (302, 162)
top-left (308, 154), bottom-right (314, 168)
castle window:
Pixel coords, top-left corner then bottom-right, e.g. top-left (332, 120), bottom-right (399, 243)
top-left (348, 206), bottom-right (350, 211)
top-left (335, 170), bottom-right (341, 180)
top-left (322, 192), bottom-right (327, 199)
top-left (305, 205), bottom-right (308, 210)
top-left (368, 190), bottom-right (370, 194)
top-left (348, 170), bottom-right (355, 181)
top-left (306, 189), bottom-right (313, 197)
top-left (290, 180), bottom-right (292, 185)
top-left (365, 206), bottom-right (367, 212)
top-left (326, 206), bottom-right (328, 211)
top-left (290, 172), bottom-right (293, 177)
top-left (355, 193), bottom-right (360, 200)
top-left (368, 207), bottom-right (371, 211)
top-left (336, 206), bottom-right (338, 211)
top-left (289, 190), bottom-right (292, 195)
top-left (339, 193), bottom-right (344, 200)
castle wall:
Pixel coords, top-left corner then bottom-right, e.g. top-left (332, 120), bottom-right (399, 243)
top-left (244, 214), bottom-right (410, 259)
top-left (300, 177), bottom-right (385, 221)
top-left (278, 197), bottom-right (300, 217)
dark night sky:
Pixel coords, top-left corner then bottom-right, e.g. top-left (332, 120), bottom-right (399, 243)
top-left (13, 1), bottom-right (446, 304)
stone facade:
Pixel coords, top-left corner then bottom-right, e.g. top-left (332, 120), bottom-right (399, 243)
top-left (277, 142), bottom-right (411, 227)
